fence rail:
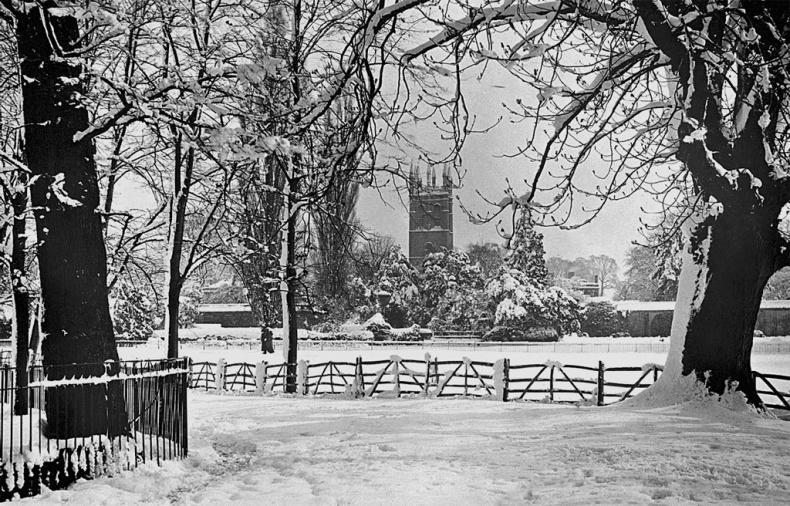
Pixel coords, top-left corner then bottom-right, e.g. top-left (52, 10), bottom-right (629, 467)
top-left (0, 358), bottom-right (188, 502)
top-left (188, 356), bottom-right (790, 411)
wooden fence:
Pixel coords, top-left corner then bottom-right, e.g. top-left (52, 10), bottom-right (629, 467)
top-left (188, 356), bottom-right (790, 410)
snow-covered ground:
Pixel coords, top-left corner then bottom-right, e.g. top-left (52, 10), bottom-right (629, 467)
top-left (29, 391), bottom-right (790, 504)
top-left (21, 331), bottom-right (789, 503)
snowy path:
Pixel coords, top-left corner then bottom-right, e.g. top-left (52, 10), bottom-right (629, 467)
top-left (28, 391), bottom-right (790, 504)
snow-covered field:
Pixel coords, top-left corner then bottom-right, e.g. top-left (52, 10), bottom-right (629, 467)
top-left (29, 391), bottom-right (790, 504)
top-left (20, 331), bottom-right (790, 504)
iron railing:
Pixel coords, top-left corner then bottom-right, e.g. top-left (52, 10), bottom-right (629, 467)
top-left (0, 358), bottom-right (188, 501)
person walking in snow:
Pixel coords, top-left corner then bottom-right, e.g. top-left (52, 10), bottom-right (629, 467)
top-left (261, 327), bottom-right (274, 354)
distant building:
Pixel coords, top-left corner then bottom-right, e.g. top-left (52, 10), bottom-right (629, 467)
top-left (614, 300), bottom-right (790, 336)
top-left (570, 275), bottom-right (603, 297)
top-left (408, 163), bottom-right (454, 266)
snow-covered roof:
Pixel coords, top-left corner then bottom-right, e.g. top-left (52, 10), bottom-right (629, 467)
top-left (615, 300), bottom-right (790, 312)
top-left (198, 303), bottom-right (252, 313)
top-left (614, 301), bottom-right (675, 312)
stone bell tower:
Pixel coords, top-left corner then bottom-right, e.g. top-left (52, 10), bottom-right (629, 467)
top-left (408, 163), bottom-right (454, 266)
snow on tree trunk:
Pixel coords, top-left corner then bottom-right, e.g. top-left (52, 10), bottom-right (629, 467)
top-left (639, 202), bottom-right (779, 406)
top-left (16, 6), bottom-right (125, 437)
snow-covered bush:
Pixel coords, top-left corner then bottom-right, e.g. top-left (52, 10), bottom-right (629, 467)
top-left (482, 325), bottom-right (558, 342)
top-left (310, 319), bottom-right (374, 341)
top-left (179, 287), bottom-right (202, 328)
top-left (111, 282), bottom-right (157, 341)
top-left (579, 301), bottom-right (627, 337)
top-left (429, 287), bottom-right (491, 331)
top-left (373, 249), bottom-right (420, 327)
top-left (504, 207), bottom-right (550, 286)
top-left (419, 249), bottom-right (486, 327)
top-left (0, 312), bottom-right (11, 340)
top-left (485, 268), bottom-right (580, 339)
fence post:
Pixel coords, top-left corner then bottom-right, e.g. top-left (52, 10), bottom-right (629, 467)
top-left (653, 366), bottom-right (659, 383)
top-left (549, 365), bottom-right (555, 402)
top-left (186, 357), bottom-right (193, 388)
top-left (215, 359), bottom-right (226, 391)
top-left (355, 356), bottom-right (364, 396)
top-left (297, 360), bottom-right (309, 396)
top-left (255, 361), bottom-right (267, 395)
top-left (597, 361), bottom-right (605, 406)
top-left (494, 358), bottom-right (509, 402)
top-left (392, 358), bottom-right (401, 397)
top-left (423, 355), bottom-right (431, 396)
top-left (504, 358), bottom-right (510, 402)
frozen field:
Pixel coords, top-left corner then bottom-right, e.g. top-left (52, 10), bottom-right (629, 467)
top-left (29, 391), bottom-right (790, 505)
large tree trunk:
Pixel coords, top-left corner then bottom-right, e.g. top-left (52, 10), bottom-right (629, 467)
top-left (280, 158), bottom-right (299, 393)
top-left (16, 6), bottom-right (124, 436)
top-left (164, 214), bottom-right (185, 359)
top-left (10, 182), bottom-right (30, 415)
top-left (643, 203), bottom-right (780, 407)
top-left (281, 203), bottom-right (298, 393)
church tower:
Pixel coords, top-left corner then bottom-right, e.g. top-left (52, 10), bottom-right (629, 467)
top-left (408, 163), bottom-right (454, 266)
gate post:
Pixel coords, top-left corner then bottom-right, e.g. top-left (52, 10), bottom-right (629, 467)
top-left (597, 361), bottom-right (605, 406)
top-left (423, 355), bottom-right (431, 396)
top-left (297, 360), bottom-right (309, 396)
top-left (186, 357), bottom-right (193, 388)
top-left (255, 361), bottom-right (267, 395)
top-left (215, 358), bottom-right (226, 391)
top-left (355, 356), bottom-right (364, 396)
top-left (494, 358), bottom-right (509, 402)
top-left (504, 358), bottom-right (510, 402)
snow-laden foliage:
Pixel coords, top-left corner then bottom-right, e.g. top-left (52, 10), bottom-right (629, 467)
top-left (111, 282), bottom-right (157, 341)
top-left (429, 286), bottom-right (490, 331)
top-left (486, 268), bottom-right (580, 338)
top-left (504, 208), bottom-right (549, 286)
top-left (579, 301), bottom-right (627, 337)
top-left (178, 286), bottom-right (202, 329)
top-left (419, 249), bottom-right (486, 328)
top-left (373, 249), bottom-right (420, 327)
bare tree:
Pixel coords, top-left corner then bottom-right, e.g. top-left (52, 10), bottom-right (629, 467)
top-left (399, 1), bottom-right (790, 404)
top-left (587, 255), bottom-right (618, 289)
top-left (0, 0), bottom-right (126, 435)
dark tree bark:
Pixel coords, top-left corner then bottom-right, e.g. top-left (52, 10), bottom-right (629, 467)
top-left (165, 144), bottom-right (194, 359)
top-left (681, 207), bottom-right (781, 405)
top-left (10, 179), bottom-right (29, 415)
top-left (15, 5), bottom-right (124, 437)
top-left (282, 199), bottom-right (298, 393)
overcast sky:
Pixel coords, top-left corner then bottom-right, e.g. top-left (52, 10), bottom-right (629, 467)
top-left (114, 61), bottom-right (652, 273)
top-left (357, 65), bottom-right (651, 271)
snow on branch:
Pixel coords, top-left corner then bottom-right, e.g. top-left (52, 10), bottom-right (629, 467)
top-left (402, 1), bottom-right (631, 63)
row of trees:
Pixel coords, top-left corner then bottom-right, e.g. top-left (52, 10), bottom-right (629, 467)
top-left (357, 208), bottom-right (579, 340)
top-left (0, 0), bottom-right (430, 429)
top-left (0, 0), bottom-right (785, 422)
